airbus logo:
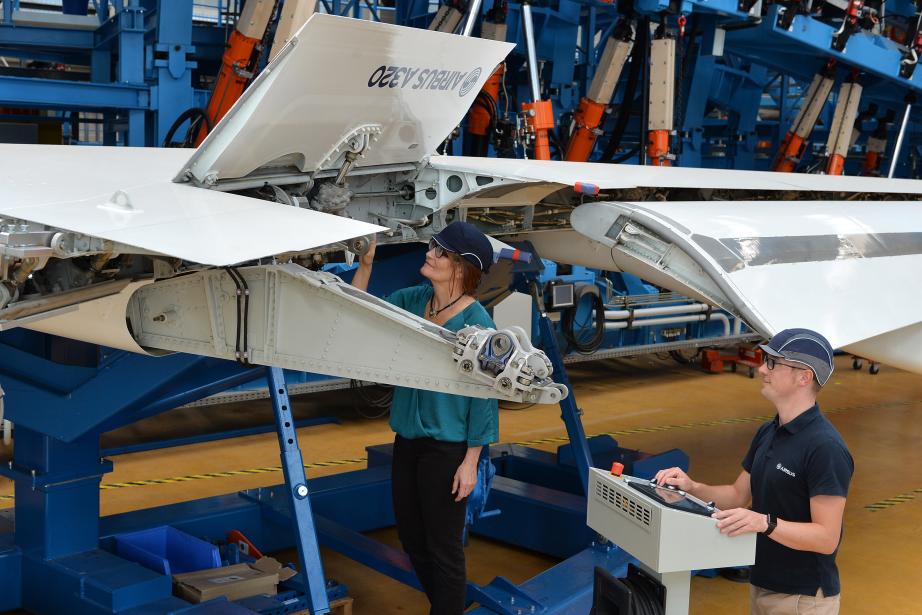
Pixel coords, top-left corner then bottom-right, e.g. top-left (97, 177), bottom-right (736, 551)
top-left (367, 65), bottom-right (482, 97)
top-left (459, 67), bottom-right (481, 97)
top-left (776, 463), bottom-right (796, 478)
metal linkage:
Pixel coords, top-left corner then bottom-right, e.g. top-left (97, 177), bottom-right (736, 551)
top-left (862, 109), bottom-right (895, 176)
top-left (429, 0), bottom-right (466, 32)
top-left (127, 263), bottom-right (568, 404)
top-left (565, 20), bottom-right (634, 162)
top-left (772, 61), bottom-right (837, 172)
top-left (520, 1), bottom-right (555, 160)
top-left (831, 0), bottom-right (878, 51)
top-left (453, 325), bottom-right (565, 403)
top-left (824, 72), bottom-right (863, 175)
top-left (647, 27), bottom-right (676, 167)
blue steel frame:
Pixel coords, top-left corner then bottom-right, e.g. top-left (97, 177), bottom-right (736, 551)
top-left (387, 0), bottom-right (922, 174)
top-left (0, 0), bottom-right (202, 146)
top-left (0, 326), bottom-right (344, 613)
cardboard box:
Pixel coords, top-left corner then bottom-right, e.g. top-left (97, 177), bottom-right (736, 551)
top-left (173, 557), bottom-right (297, 604)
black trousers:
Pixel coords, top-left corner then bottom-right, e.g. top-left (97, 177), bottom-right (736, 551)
top-left (392, 435), bottom-right (469, 615)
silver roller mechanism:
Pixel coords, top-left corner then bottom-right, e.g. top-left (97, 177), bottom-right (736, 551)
top-left (454, 325), bottom-right (568, 404)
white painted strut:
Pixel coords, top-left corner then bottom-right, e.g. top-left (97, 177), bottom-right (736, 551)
top-left (127, 263), bottom-right (567, 404)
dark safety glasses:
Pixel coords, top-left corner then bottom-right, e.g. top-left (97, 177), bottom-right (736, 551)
top-left (428, 238), bottom-right (456, 259)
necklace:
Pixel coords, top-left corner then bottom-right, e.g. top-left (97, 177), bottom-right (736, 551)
top-left (428, 294), bottom-right (463, 317)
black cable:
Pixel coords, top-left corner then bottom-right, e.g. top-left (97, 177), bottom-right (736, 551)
top-left (626, 568), bottom-right (665, 615)
top-left (224, 267), bottom-right (251, 366)
top-left (561, 285), bottom-right (605, 353)
top-left (468, 90), bottom-right (499, 156)
top-left (162, 107), bottom-right (212, 148)
top-left (349, 380), bottom-right (393, 419)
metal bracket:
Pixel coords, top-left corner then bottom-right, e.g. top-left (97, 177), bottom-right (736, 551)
top-left (467, 576), bottom-right (546, 614)
top-left (313, 124), bottom-right (383, 175)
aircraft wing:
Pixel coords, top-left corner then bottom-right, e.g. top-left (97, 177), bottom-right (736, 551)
top-left (0, 144), bottom-right (383, 266)
top-left (432, 155), bottom-right (922, 196)
top-left (0, 14), bottom-right (514, 267)
top-left (180, 14), bottom-right (514, 185)
top-left (522, 199), bottom-right (922, 373)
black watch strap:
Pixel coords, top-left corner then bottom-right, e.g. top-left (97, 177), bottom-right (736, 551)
top-left (763, 513), bottom-right (777, 536)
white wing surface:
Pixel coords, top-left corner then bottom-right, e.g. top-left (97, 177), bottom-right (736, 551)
top-left (540, 200), bottom-right (922, 373)
top-left (180, 14), bottom-right (514, 185)
top-left (433, 156), bottom-right (922, 194)
top-left (0, 144), bottom-right (383, 266)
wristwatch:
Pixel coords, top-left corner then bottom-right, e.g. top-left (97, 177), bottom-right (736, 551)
top-left (763, 513), bottom-right (777, 536)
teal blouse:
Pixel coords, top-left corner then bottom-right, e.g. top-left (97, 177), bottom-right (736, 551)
top-left (385, 285), bottom-right (500, 447)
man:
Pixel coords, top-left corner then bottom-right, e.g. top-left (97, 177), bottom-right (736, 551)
top-left (654, 328), bottom-right (853, 615)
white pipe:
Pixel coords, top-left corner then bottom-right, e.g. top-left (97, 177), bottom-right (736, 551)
top-left (522, 2), bottom-right (541, 102)
top-left (461, 0), bottom-right (482, 36)
top-left (603, 302), bottom-right (710, 320)
top-left (602, 312), bottom-right (730, 336)
top-left (711, 313), bottom-right (731, 337)
top-left (888, 101), bottom-right (912, 179)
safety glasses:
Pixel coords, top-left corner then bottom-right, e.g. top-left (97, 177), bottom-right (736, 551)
top-left (762, 356), bottom-right (808, 371)
top-left (428, 238), bottom-right (456, 259)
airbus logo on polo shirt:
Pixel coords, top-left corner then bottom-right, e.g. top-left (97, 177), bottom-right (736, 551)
top-left (776, 463), bottom-right (796, 477)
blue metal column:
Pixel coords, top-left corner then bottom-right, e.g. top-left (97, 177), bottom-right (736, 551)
top-left (266, 367), bottom-right (330, 615)
top-left (117, 0), bottom-right (146, 145)
top-left (4, 428), bottom-right (111, 559)
top-left (529, 282), bottom-right (592, 495)
top-left (152, 0), bottom-right (196, 146)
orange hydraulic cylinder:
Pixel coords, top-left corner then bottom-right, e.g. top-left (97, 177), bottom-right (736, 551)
top-left (647, 129), bottom-right (671, 166)
top-left (565, 97), bottom-right (607, 162)
top-left (772, 133), bottom-right (806, 173)
top-left (863, 150), bottom-right (881, 176)
top-left (195, 29), bottom-right (261, 145)
top-left (522, 99), bottom-right (555, 160)
top-left (468, 64), bottom-right (504, 137)
top-left (826, 153), bottom-right (846, 175)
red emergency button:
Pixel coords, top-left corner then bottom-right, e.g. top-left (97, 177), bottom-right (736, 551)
top-left (610, 462), bottom-right (624, 476)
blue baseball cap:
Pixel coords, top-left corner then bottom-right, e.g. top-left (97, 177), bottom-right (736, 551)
top-left (431, 221), bottom-right (493, 273)
top-left (759, 328), bottom-right (835, 386)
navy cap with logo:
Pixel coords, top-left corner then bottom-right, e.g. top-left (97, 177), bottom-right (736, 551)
top-left (431, 221), bottom-right (493, 273)
top-left (759, 328), bottom-right (835, 387)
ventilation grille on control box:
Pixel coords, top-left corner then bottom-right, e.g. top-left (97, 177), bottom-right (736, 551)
top-left (596, 480), bottom-right (652, 527)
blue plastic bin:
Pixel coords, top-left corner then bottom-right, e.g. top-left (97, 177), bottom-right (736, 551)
top-left (114, 526), bottom-right (221, 576)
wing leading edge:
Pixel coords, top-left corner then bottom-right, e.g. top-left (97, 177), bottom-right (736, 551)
top-left (527, 200), bottom-right (922, 374)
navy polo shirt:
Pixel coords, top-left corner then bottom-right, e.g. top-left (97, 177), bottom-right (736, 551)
top-left (742, 404), bottom-right (853, 597)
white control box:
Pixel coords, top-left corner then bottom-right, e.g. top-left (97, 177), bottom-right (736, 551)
top-left (587, 468), bottom-right (756, 573)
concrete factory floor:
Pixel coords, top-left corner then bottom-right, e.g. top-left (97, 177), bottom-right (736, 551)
top-left (1, 353), bottom-right (920, 614)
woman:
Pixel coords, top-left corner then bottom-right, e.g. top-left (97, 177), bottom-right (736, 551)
top-left (351, 221), bottom-right (499, 615)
